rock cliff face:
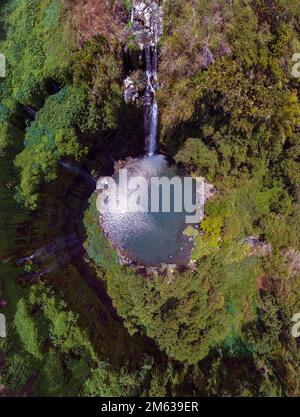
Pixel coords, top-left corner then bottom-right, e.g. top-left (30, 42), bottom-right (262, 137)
top-left (123, 1), bottom-right (163, 105)
top-left (131, 0), bottom-right (163, 49)
top-left (131, 0), bottom-right (164, 48)
top-left (123, 76), bottom-right (139, 104)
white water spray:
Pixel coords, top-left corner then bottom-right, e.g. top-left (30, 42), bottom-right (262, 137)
top-left (129, 1), bottom-right (163, 156)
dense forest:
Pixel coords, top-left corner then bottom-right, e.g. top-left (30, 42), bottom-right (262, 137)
top-left (0, 0), bottom-right (300, 397)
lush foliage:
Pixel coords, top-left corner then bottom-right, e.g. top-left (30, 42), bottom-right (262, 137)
top-left (1, 0), bottom-right (300, 398)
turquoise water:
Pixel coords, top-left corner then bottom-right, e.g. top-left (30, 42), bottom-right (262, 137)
top-left (99, 155), bottom-right (196, 266)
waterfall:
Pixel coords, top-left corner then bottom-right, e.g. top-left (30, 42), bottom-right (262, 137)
top-left (144, 44), bottom-right (159, 156)
top-left (148, 100), bottom-right (158, 156)
top-left (127, 1), bottom-right (163, 157)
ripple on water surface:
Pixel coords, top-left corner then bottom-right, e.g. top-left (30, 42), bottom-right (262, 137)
top-left (99, 155), bottom-right (196, 266)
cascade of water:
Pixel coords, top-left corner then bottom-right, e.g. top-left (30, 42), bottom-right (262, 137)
top-left (128, 1), bottom-right (163, 156)
top-left (144, 44), bottom-right (159, 156)
top-left (148, 100), bottom-right (158, 156)
top-left (152, 44), bottom-right (158, 81)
